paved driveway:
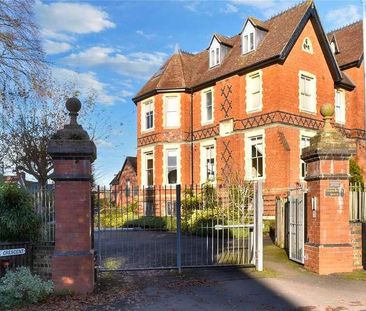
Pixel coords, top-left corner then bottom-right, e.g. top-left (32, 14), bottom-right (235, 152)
top-left (89, 237), bottom-right (366, 311)
top-left (23, 237), bottom-right (366, 311)
top-left (95, 229), bottom-right (253, 270)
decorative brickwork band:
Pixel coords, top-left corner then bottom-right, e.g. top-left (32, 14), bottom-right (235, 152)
top-left (301, 103), bottom-right (355, 275)
top-left (137, 110), bottom-right (366, 147)
top-left (47, 98), bottom-right (97, 294)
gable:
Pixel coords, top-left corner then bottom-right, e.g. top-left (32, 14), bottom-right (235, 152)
top-left (133, 1), bottom-right (354, 103)
top-left (279, 5), bottom-right (353, 90)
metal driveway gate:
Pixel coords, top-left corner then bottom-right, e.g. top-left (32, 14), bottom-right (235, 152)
top-left (94, 182), bottom-right (263, 272)
top-left (288, 189), bottom-right (305, 264)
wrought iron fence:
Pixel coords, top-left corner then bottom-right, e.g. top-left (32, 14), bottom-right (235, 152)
top-left (33, 190), bottom-right (55, 243)
top-left (93, 182), bottom-right (263, 272)
top-left (350, 182), bottom-right (366, 222)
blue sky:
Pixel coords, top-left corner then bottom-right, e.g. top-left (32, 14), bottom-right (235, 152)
top-left (34, 0), bottom-right (363, 185)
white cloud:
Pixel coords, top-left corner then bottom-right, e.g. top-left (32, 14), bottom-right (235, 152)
top-left (63, 47), bottom-right (167, 79)
top-left (221, 3), bottom-right (238, 14)
top-left (95, 139), bottom-right (114, 149)
top-left (136, 30), bottom-right (156, 40)
top-left (52, 67), bottom-right (120, 105)
top-left (35, 1), bottom-right (115, 35)
top-left (230, 0), bottom-right (294, 18)
top-left (184, 1), bottom-right (199, 12)
top-left (35, 1), bottom-right (115, 55)
top-left (326, 5), bottom-right (362, 29)
top-left (231, 0), bottom-right (274, 9)
top-left (43, 40), bottom-right (71, 55)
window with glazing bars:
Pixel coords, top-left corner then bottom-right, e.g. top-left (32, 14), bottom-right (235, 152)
top-left (166, 149), bottom-right (177, 184)
top-left (205, 145), bottom-right (215, 181)
top-left (300, 135), bottom-right (311, 178)
top-left (249, 135), bottom-right (263, 178)
top-left (144, 101), bottom-right (154, 130)
top-left (300, 74), bottom-right (315, 112)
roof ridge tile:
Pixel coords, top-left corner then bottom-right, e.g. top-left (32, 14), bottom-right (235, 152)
top-left (264, 0), bottom-right (311, 22)
top-left (327, 20), bottom-right (362, 35)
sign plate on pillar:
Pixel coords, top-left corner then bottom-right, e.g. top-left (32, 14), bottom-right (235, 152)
top-left (325, 187), bottom-right (344, 197)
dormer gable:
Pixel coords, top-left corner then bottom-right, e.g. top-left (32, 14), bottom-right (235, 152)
top-left (241, 17), bottom-right (268, 55)
top-left (329, 35), bottom-right (340, 55)
top-left (208, 34), bottom-right (233, 68)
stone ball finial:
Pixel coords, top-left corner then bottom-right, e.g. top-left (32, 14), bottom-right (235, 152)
top-left (320, 103), bottom-right (334, 118)
top-left (66, 97), bottom-right (81, 114)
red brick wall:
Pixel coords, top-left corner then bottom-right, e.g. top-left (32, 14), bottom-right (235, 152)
top-left (135, 20), bottom-right (365, 214)
top-left (350, 222), bottom-right (364, 270)
top-left (112, 161), bottom-right (137, 207)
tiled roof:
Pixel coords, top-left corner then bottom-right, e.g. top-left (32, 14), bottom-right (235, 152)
top-left (247, 17), bottom-right (269, 32)
top-left (110, 156), bottom-right (137, 185)
top-left (214, 34), bottom-right (235, 47)
top-left (134, 0), bottom-right (352, 101)
top-left (327, 21), bottom-right (363, 68)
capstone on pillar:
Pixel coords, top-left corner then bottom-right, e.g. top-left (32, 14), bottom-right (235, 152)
top-left (301, 103), bottom-right (356, 275)
top-left (47, 97), bottom-right (96, 294)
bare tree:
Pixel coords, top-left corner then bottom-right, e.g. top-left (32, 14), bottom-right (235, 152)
top-left (0, 77), bottom-right (99, 188)
top-left (0, 0), bottom-right (45, 90)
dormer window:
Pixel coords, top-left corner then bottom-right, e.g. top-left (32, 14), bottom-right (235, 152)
top-left (208, 34), bottom-right (233, 68)
top-left (210, 47), bottom-right (220, 67)
top-left (330, 42), bottom-right (336, 54)
top-left (243, 32), bottom-right (254, 54)
top-left (209, 39), bottom-right (221, 68)
top-left (241, 17), bottom-right (268, 55)
top-left (329, 36), bottom-right (339, 55)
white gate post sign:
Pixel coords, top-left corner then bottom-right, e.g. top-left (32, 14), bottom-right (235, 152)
top-left (0, 248), bottom-right (26, 257)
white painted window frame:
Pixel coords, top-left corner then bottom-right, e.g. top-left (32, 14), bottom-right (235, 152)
top-left (242, 31), bottom-right (255, 54)
top-left (299, 129), bottom-right (316, 180)
top-left (163, 144), bottom-right (181, 186)
top-left (141, 97), bottom-right (155, 133)
top-left (163, 93), bottom-right (181, 128)
top-left (246, 70), bottom-right (263, 113)
top-left (201, 87), bottom-right (214, 125)
top-left (245, 128), bottom-right (265, 180)
top-left (209, 38), bottom-right (221, 68)
top-left (334, 89), bottom-right (346, 124)
top-left (299, 70), bottom-right (317, 114)
top-left (200, 139), bottom-right (216, 185)
top-left (140, 146), bottom-right (154, 187)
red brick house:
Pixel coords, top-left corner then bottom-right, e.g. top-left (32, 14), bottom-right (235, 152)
top-left (110, 156), bottom-right (138, 206)
top-left (132, 0), bottom-right (366, 216)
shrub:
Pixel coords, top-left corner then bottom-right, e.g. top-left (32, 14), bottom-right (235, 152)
top-left (0, 183), bottom-right (40, 242)
top-left (124, 216), bottom-right (167, 229)
top-left (0, 267), bottom-right (53, 309)
top-left (350, 158), bottom-right (364, 186)
top-left (98, 208), bottom-right (137, 228)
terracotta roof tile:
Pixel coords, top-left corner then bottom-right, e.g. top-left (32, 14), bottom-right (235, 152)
top-left (214, 34), bottom-right (235, 47)
top-left (248, 17), bottom-right (269, 31)
top-left (134, 1), bottom-right (336, 101)
top-left (327, 21), bottom-right (363, 68)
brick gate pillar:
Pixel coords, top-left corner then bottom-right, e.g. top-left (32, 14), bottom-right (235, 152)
top-left (301, 104), bottom-right (355, 275)
top-left (47, 98), bottom-right (96, 293)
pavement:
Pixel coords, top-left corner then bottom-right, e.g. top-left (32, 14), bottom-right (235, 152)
top-left (87, 237), bottom-right (366, 311)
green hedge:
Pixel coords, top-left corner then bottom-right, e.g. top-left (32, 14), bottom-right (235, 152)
top-left (98, 207), bottom-right (254, 239)
top-left (0, 183), bottom-right (41, 242)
